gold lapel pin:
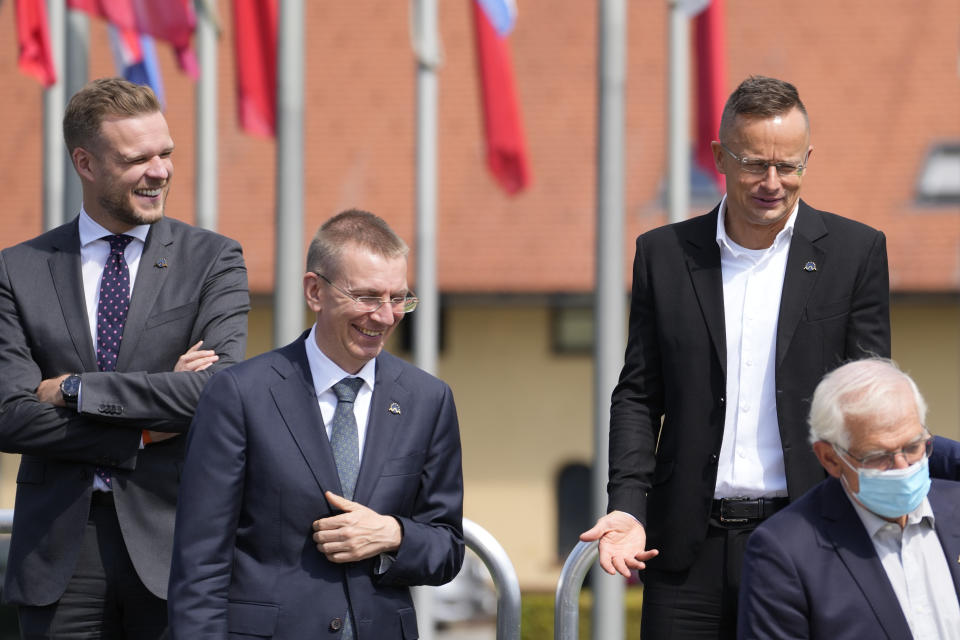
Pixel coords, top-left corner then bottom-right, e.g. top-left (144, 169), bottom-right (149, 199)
top-left (388, 403), bottom-right (401, 415)
top-left (803, 261), bottom-right (816, 272)
top-left (155, 258), bottom-right (168, 268)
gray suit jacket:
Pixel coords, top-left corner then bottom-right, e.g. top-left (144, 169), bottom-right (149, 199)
top-left (0, 215), bottom-right (249, 605)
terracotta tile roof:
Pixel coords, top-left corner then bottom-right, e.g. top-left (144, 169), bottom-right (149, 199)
top-left (1, 0), bottom-right (957, 292)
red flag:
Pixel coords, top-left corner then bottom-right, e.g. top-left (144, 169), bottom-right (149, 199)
top-left (68, 0), bottom-right (197, 78)
top-left (231, 0), bottom-right (276, 138)
top-left (14, 0), bottom-right (57, 86)
top-left (472, 1), bottom-right (531, 195)
top-left (694, 0), bottom-right (726, 190)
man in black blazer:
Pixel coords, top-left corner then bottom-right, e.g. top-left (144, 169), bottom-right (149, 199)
top-left (0, 78), bottom-right (249, 638)
top-left (581, 76), bottom-right (891, 638)
top-left (167, 210), bottom-right (464, 639)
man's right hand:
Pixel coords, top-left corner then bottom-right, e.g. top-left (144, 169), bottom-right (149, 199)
top-left (146, 342), bottom-right (218, 445)
top-left (174, 340), bottom-right (218, 372)
top-left (580, 511), bottom-right (659, 578)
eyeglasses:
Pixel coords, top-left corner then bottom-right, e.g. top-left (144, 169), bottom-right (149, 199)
top-left (834, 431), bottom-right (933, 471)
top-left (315, 273), bottom-right (419, 313)
top-left (719, 142), bottom-right (808, 178)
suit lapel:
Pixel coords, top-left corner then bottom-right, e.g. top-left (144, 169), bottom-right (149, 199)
top-left (776, 202), bottom-right (827, 366)
top-left (270, 340), bottom-right (344, 497)
top-left (117, 219), bottom-right (172, 370)
top-left (820, 479), bottom-right (912, 638)
top-left (682, 209), bottom-right (726, 373)
top-left (48, 221), bottom-right (97, 370)
top-left (353, 353), bottom-right (409, 505)
top-left (929, 482), bottom-right (960, 595)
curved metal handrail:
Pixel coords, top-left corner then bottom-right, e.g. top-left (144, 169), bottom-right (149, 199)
top-left (463, 517), bottom-right (522, 640)
top-left (0, 511), bottom-right (522, 638)
top-left (554, 540), bottom-right (599, 640)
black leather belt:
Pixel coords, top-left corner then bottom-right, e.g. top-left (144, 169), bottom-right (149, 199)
top-left (712, 497), bottom-right (789, 524)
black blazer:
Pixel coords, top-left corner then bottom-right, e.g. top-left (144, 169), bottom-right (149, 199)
top-left (0, 216), bottom-right (250, 604)
top-left (167, 339), bottom-right (464, 639)
top-left (607, 201), bottom-right (891, 571)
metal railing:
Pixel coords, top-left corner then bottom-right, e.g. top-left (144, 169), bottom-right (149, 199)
top-left (463, 517), bottom-right (522, 640)
top-left (0, 512), bottom-right (520, 638)
top-left (554, 540), bottom-right (599, 640)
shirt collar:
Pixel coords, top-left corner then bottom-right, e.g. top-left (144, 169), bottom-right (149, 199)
top-left (303, 324), bottom-right (376, 396)
top-left (715, 195), bottom-right (799, 257)
top-left (78, 208), bottom-right (151, 248)
top-left (846, 490), bottom-right (935, 538)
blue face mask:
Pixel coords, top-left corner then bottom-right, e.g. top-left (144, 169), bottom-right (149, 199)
top-left (834, 447), bottom-right (931, 519)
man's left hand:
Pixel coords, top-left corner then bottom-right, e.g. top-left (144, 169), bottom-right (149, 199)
top-left (36, 373), bottom-right (70, 406)
top-left (312, 491), bottom-right (402, 563)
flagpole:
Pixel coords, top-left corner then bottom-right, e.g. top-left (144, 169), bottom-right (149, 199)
top-left (593, 1), bottom-right (628, 639)
top-left (412, 0), bottom-right (439, 637)
top-left (273, 0), bottom-right (305, 347)
top-left (64, 5), bottom-right (89, 221)
top-left (668, 0), bottom-right (690, 224)
top-left (195, 0), bottom-right (218, 232)
top-left (43, 0), bottom-right (66, 232)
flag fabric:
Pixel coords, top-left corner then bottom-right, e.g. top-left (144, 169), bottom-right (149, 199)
top-left (472, 0), bottom-right (531, 195)
top-left (693, 0), bottom-right (726, 190)
top-left (13, 0), bottom-right (57, 86)
top-left (108, 25), bottom-right (165, 106)
top-left (68, 0), bottom-right (198, 78)
top-left (231, 0), bottom-right (277, 138)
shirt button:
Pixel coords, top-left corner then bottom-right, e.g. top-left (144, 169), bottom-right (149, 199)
top-left (329, 618), bottom-right (343, 631)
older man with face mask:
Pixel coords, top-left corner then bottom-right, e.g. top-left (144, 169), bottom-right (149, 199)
top-left (738, 358), bottom-right (960, 640)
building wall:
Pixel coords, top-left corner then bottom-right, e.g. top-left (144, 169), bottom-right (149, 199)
top-left (1, 299), bottom-right (956, 591)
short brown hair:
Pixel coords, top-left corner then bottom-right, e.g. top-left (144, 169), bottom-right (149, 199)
top-left (306, 209), bottom-right (408, 278)
top-left (63, 77), bottom-right (162, 154)
top-left (719, 75), bottom-right (808, 142)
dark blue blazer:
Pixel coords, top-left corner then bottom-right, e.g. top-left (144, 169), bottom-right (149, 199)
top-left (738, 477), bottom-right (960, 639)
top-left (167, 335), bottom-right (464, 639)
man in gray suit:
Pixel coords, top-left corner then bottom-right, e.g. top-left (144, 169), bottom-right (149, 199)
top-left (0, 77), bottom-right (250, 639)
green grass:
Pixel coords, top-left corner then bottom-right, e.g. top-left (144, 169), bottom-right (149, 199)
top-left (521, 587), bottom-right (643, 640)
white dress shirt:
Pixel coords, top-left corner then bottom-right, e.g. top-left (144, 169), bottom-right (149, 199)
top-left (78, 209), bottom-right (150, 353)
top-left (78, 210), bottom-right (151, 491)
top-left (714, 196), bottom-right (796, 499)
top-left (848, 494), bottom-right (960, 640)
top-left (303, 324), bottom-right (376, 463)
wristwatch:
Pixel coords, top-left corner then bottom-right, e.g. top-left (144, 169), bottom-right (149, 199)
top-left (60, 374), bottom-right (81, 409)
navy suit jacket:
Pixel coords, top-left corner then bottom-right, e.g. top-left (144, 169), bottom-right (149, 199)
top-left (0, 216), bottom-right (249, 604)
top-left (167, 335), bottom-right (464, 639)
top-left (738, 477), bottom-right (960, 639)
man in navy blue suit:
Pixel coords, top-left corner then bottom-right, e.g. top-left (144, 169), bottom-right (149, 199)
top-left (738, 358), bottom-right (960, 639)
top-left (167, 209), bottom-right (464, 639)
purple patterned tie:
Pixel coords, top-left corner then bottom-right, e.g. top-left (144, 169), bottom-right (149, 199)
top-left (95, 234), bottom-right (133, 487)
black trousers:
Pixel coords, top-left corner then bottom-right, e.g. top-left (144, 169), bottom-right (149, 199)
top-left (640, 518), bottom-right (757, 640)
top-left (17, 493), bottom-right (168, 640)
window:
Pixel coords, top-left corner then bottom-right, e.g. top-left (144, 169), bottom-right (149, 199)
top-left (916, 142), bottom-right (960, 205)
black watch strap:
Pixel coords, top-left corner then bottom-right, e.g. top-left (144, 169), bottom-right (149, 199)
top-left (60, 374), bottom-right (81, 408)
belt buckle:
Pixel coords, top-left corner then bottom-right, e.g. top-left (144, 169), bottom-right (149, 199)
top-left (719, 496), bottom-right (752, 524)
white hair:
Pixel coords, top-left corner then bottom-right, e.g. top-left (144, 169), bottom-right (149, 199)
top-left (808, 358), bottom-right (927, 449)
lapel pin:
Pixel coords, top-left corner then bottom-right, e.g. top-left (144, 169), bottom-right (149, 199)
top-left (155, 258), bottom-right (168, 269)
top-left (388, 402), bottom-right (401, 415)
top-left (803, 261), bottom-right (817, 272)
